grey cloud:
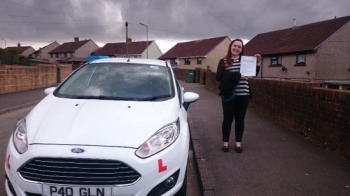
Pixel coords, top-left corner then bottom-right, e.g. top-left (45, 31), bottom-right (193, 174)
top-left (119, 0), bottom-right (350, 41)
top-left (0, 0), bottom-right (349, 49)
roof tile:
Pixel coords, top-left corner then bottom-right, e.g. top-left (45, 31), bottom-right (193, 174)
top-left (6, 46), bottom-right (31, 54)
top-left (159, 36), bottom-right (229, 59)
top-left (93, 41), bottom-right (153, 56)
top-left (49, 40), bottom-right (90, 53)
top-left (244, 16), bottom-right (350, 56)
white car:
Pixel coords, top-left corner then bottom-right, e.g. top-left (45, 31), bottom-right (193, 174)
top-left (4, 58), bottom-right (199, 196)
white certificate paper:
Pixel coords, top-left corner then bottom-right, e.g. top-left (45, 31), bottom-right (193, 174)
top-left (240, 56), bottom-right (257, 76)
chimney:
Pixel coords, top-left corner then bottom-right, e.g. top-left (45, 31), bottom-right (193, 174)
top-left (74, 37), bottom-right (79, 42)
top-left (293, 19), bottom-right (296, 28)
top-left (18, 43), bottom-right (21, 47)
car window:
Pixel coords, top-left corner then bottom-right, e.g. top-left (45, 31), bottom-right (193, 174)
top-left (55, 63), bottom-right (174, 100)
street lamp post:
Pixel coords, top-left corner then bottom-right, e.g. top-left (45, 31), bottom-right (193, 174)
top-left (140, 23), bottom-right (148, 58)
top-left (0, 38), bottom-right (6, 49)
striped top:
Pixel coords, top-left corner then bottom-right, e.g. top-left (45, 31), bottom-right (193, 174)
top-left (225, 59), bottom-right (250, 96)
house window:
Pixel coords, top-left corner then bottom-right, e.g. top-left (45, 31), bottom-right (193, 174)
top-left (197, 58), bottom-right (202, 64)
top-left (56, 54), bottom-right (59, 58)
top-left (71, 53), bottom-right (73, 57)
top-left (134, 56), bottom-right (138, 58)
top-left (64, 53), bottom-right (67, 57)
top-left (51, 54), bottom-right (53, 58)
top-left (296, 54), bottom-right (306, 64)
top-left (184, 58), bottom-right (191, 65)
top-left (271, 56), bottom-right (281, 65)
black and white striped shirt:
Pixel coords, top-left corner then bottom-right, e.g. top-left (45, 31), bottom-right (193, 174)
top-left (225, 59), bottom-right (250, 96)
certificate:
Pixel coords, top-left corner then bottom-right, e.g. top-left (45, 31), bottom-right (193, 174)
top-left (240, 56), bottom-right (257, 76)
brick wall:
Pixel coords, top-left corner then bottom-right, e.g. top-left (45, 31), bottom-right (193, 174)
top-left (249, 79), bottom-right (350, 158)
top-left (174, 69), bottom-right (350, 159)
top-left (0, 64), bottom-right (73, 95)
top-left (58, 64), bottom-right (73, 82)
top-left (0, 64), bottom-right (57, 94)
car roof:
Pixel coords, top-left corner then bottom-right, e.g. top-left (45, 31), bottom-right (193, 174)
top-left (89, 58), bottom-right (168, 67)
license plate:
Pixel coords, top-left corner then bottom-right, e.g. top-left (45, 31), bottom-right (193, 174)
top-left (42, 184), bottom-right (112, 196)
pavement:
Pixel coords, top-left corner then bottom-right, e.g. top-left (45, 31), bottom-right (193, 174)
top-left (1, 82), bottom-right (350, 196)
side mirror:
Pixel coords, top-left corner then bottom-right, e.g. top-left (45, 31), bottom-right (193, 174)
top-left (183, 92), bottom-right (199, 110)
top-left (44, 87), bottom-right (56, 95)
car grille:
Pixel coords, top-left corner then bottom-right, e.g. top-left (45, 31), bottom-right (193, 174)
top-left (18, 158), bottom-right (141, 185)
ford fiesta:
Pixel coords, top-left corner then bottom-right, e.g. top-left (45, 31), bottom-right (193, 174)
top-left (4, 58), bottom-right (199, 196)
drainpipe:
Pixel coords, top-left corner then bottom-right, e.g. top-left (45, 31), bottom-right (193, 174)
top-left (260, 57), bottom-right (263, 78)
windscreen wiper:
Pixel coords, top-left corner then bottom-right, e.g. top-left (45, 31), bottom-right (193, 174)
top-left (139, 94), bottom-right (171, 101)
top-left (73, 96), bottom-right (136, 100)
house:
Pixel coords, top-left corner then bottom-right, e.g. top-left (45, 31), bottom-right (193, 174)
top-left (244, 15), bottom-right (350, 83)
top-left (49, 37), bottom-right (99, 66)
top-left (30, 41), bottom-right (60, 62)
top-left (158, 36), bottom-right (231, 71)
top-left (6, 43), bottom-right (36, 57)
top-left (92, 40), bottom-right (162, 59)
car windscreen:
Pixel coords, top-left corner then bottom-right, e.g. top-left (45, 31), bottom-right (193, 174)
top-left (55, 62), bottom-right (174, 101)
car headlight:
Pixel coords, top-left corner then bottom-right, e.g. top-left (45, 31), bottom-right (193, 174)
top-left (135, 119), bottom-right (180, 158)
top-left (13, 118), bottom-right (28, 154)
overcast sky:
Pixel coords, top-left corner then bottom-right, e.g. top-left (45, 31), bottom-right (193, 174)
top-left (0, 0), bottom-right (349, 53)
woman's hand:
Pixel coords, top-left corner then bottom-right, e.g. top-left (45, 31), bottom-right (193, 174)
top-left (254, 54), bottom-right (261, 66)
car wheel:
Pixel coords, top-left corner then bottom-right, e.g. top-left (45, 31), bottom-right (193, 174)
top-left (174, 169), bottom-right (187, 196)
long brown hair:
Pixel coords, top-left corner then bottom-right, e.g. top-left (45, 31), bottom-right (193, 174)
top-left (224, 39), bottom-right (244, 67)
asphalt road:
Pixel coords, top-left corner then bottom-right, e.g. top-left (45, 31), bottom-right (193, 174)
top-left (0, 107), bottom-right (201, 196)
top-left (0, 86), bottom-right (53, 111)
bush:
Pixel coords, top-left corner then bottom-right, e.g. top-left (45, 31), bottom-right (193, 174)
top-left (0, 48), bottom-right (32, 65)
top-left (0, 48), bottom-right (20, 65)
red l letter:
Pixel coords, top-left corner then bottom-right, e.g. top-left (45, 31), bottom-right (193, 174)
top-left (158, 159), bottom-right (167, 173)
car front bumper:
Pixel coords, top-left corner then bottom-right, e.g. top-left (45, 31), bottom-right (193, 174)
top-left (5, 133), bottom-right (189, 196)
